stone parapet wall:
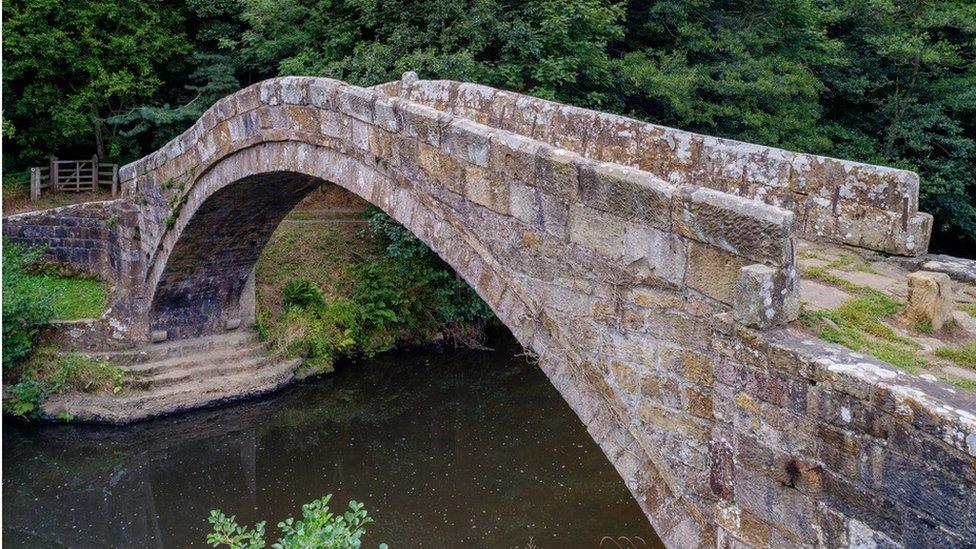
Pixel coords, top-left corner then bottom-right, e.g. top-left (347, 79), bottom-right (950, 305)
top-left (2, 200), bottom-right (134, 281)
top-left (396, 79), bottom-right (932, 257)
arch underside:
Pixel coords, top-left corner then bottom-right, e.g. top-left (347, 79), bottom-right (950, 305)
top-left (149, 172), bottom-right (321, 338)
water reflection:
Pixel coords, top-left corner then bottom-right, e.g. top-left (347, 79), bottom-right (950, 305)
top-left (3, 335), bottom-right (661, 548)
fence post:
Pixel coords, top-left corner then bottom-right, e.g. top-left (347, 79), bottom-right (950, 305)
top-left (49, 155), bottom-right (59, 192)
top-left (92, 154), bottom-right (99, 192)
top-left (30, 168), bottom-right (40, 201)
top-left (111, 164), bottom-right (118, 196)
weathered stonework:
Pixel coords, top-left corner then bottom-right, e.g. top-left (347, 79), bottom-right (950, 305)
top-left (399, 79), bottom-right (933, 256)
top-left (4, 74), bottom-right (972, 548)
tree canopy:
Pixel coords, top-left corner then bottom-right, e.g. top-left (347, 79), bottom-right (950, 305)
top-left (3, 0), bottom-right (974, 250)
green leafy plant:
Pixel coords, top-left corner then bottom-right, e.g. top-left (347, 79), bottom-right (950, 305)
top-left (206, 494), bottom-right (386, 549)
top-left (2, 240), bottom-right (55, 370)
top-left (282, 278), bottom-right (326, 310)
top-left (5, 348), bottom-right (126, 417)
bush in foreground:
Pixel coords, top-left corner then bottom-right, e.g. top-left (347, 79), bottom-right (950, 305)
top-left (207, 494), bottom-right (387, 549)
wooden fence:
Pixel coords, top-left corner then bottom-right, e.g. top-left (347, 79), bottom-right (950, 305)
top-left (30, 156), bottom-right (119, 201)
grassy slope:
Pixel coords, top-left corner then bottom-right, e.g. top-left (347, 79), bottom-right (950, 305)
top-left (255, 208), bottom-right (377, 317)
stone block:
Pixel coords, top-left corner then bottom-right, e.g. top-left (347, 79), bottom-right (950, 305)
top-left (488, 131), bottom-right (541, 185)
top-left (258, 79), bottom-right (280, 105)
top-left (569, 203), bottom-right (625, 259)
top-left (418, 143), bottom-right (464, 194)
top-left (534, 146), bottom-right (579, 201)
top-left (235, 83), bottom-right (262, 112)
top-left (734, 264), bottom-right (799, 328)
top-left (335, 85), bottom-right (376, 123)
top-left (320, 110), bottom-right (351, 140)
top-left (464, 165), bottom-right (508, 214)
top-left (396, 100), bottom-right (448, 147)
top-left (579, 161), bottom-right (674, 229)
top-left (685, 242), bottom-right (751, 304)
top-left (373, 96), bottom-right (399, 132)
top-left (674, 186), bottom-right (795, 266)
top-left (308, 79), bottom-right (342, 110)
top-left (278, 76), bottom-right (311, 105)
top-left (623, 223), bottom-right (686, 286)
top-left (442, 118), bottom-right (490, 166)
top-left (907, 271), bottom-right (953, 331)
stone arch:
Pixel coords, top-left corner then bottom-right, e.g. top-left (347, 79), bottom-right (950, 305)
top-left (141, 136), bottom-right (717, 546)
top-left (120, 75), bottom-right (804, 546)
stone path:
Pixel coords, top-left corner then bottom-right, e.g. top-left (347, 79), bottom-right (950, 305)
top-left (797, 239), bottom-right (976, 388)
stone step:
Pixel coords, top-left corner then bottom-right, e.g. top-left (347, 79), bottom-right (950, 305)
top-left (42, 358), bottom-right (299, 424)
top-left (126, 354), bottom-right (270, 390)
top-left (90, 330), bottom-right (261, 365)
top-left (125, 340), bottom-right (268, 376)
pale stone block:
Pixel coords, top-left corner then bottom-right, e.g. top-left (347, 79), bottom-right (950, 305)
top-left (685, 242), bottom-right (750, 304)
top-left (623, 223), bottom-right (686, 285)
top-left (335, 85), bottom-right (376, 123)
top-left (580, 161), bottom-right (674, 229)
top-left (734, 264), bottom-right (782, 328)
top-left (464, 165), bottom-right (509, 214)
top-left (569, 203), bottom-right (625, 259)
top-left (442, 118), bottom-right (490, 166)
top-left (675, 186), bottom-right (795, 267)
top-left (907, 271), bottom-right (953, 331)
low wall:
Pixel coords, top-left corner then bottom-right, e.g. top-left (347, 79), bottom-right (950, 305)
top-left (3, 201), bottom-right (122, 278)
top-left (393, 79), bottom-right (932, 257)
top-left (3, 200), bottom-right (146, 343)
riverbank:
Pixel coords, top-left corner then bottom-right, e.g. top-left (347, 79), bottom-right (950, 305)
top-left (252, 185), bottom-right (494, 377)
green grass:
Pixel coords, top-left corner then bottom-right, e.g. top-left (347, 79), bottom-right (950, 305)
top-left (935, 343), bottom-right (976, 370)
top-left (35, 275), bottom-right (108, 319)
top-left (800, 253), bottom-right (881, 290)
top-left (5, 347), bottom-right (126, 417)
top-left (801, 290), bottom-right (924, 373)
top-left (946, 377), bottom-right (976, 391)
top-left (959, 303), bottom-right (976, 317)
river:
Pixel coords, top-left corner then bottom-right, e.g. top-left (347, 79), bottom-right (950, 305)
top-left (3, 334), bottom-right (662, 548)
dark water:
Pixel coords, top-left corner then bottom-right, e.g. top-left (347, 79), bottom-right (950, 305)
top-left (3, 336), bottom-right (661, 548)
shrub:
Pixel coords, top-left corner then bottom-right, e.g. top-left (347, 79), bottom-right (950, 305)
top-left (282, 278), bottom-right (325, 310)
top-left (5, 347), bottom-right (126, 417)
top-left (2, 240), bottom-right (55, 370)
top-left (206, 494), bottom-right (386, 549)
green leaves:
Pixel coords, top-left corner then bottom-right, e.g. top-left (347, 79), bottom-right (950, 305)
top-left (207, 494), bottom-right (382, 549)
top-left (2, 240), bottom-right (55, 370)
top-left (3, 0), bottom-right (193, 163)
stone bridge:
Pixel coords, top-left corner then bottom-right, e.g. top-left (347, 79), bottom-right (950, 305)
top-left (5, 73), bottom-right (974, 547)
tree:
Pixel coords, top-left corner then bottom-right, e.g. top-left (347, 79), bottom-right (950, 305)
top-left (238, 0), bottom-right (624, 107)
top-left (2, 0), bottom-right (193, 166)
top-left (612, 0), bottom-right (843, 151)
top-left (820, 0), bottom-right (976, 250)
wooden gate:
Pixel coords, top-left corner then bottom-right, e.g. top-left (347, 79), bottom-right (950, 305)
top-left (30, 156), bottom-right (118, 201)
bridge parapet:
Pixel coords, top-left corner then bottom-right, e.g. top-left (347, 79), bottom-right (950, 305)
top-left (396, 78), bottom-right (932, 256)
top-left (116, 75), bottom-right (800, 335)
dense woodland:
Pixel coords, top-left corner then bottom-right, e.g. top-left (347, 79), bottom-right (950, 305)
top-left (3, 0), bottom-right (975, 251)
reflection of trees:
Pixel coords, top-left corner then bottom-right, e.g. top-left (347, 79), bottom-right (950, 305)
top-left (4, 335), bottom-right (658, 547)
